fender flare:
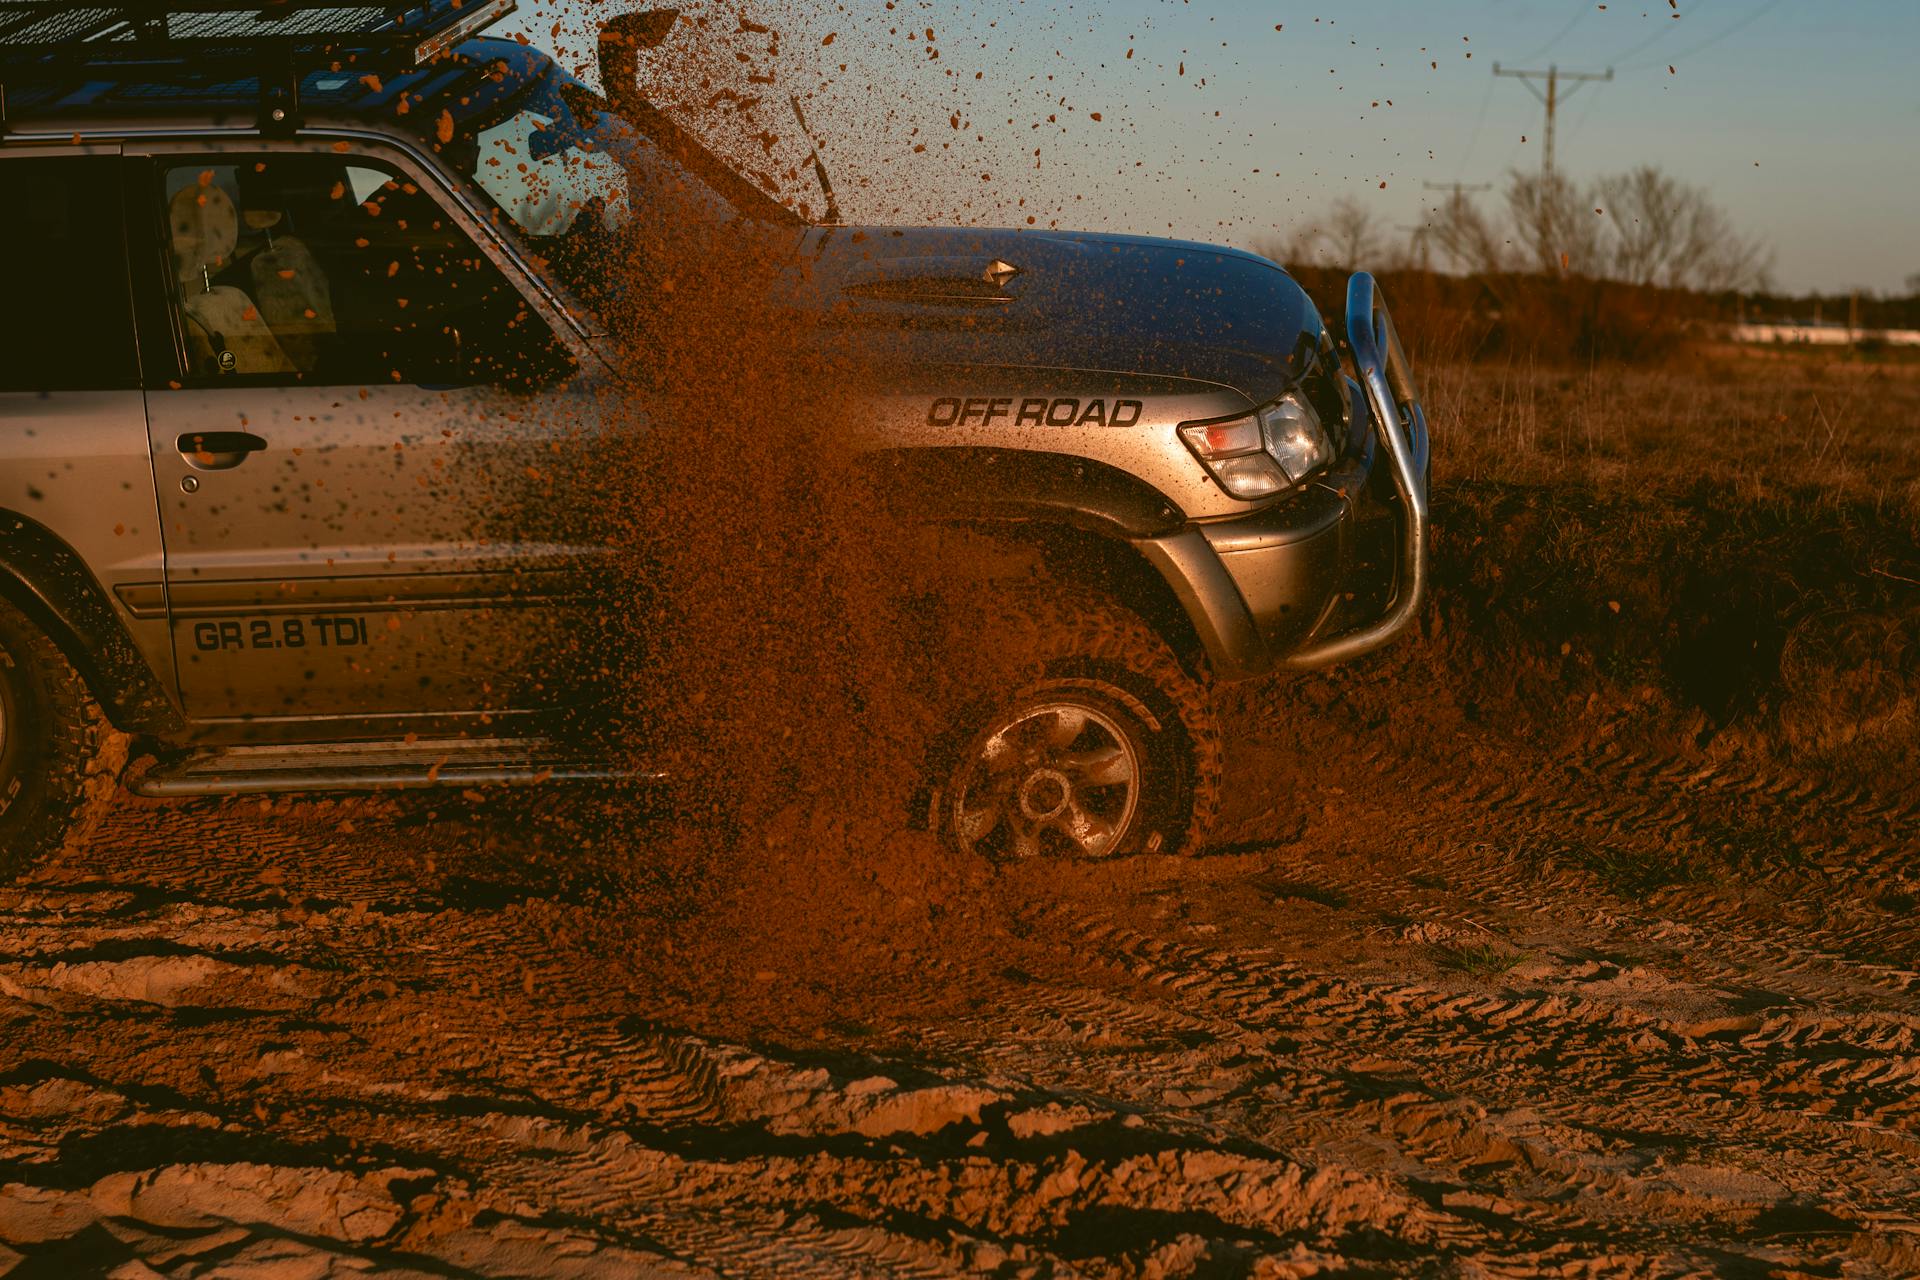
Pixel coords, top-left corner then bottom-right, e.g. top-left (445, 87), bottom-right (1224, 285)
top-left (865, 448), bottom-right (1263, 676)
top-left (0, 510), bottom-right (183, 735)
top-left (865, 447), bottom-right (1186, 540)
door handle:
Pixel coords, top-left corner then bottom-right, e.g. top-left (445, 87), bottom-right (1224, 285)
top-left (178, 431), bottom-right (268, 471)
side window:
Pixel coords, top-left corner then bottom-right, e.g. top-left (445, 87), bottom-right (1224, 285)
top-left (156, 154), bottom-right (575, 390)
top-left (470, 102), bottom-right (631, 241)
top-left (0, 157), bottom-right (139, 393)
top-left (466, 100), bottom-right (634, 314)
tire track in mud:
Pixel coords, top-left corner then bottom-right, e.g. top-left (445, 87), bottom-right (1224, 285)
top-left (0, 897), bottom-right (1483, 1269)
top-left (0, 809), bottom-right (1301, 1274)
top-left (932, 709), bottom-right (1920, 1272)
top-left (918, 946), bottom-right (1916, 1264)
top-left (945, 911), bottom-right (1920, 1272)
top-left (0, 949), bottom-right (1467, 1275)
top-left (1225, 715), bottom-right (1920, 1011)
top-left (1053, 912), bottom-right (1920, 1158)
top-left (3, 712), bottom-right (1918, 1276)
top-left (0, 884), bottom-right (958, 1273)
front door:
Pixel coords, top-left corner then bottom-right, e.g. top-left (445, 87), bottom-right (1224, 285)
top-left (131, 142), bottom-right (608, 736)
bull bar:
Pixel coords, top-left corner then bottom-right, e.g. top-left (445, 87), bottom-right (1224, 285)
top-left (1274, 272), bottom-right (1432, 671)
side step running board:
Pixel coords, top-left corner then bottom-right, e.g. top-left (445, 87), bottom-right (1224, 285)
top-left (128, 737), bottom-right (651, 798)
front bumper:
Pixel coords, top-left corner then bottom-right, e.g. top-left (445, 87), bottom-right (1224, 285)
top-left (1133, 416), bottom-right (1401, 681)
top-left (1134, 274), bottom-right (1431, 681)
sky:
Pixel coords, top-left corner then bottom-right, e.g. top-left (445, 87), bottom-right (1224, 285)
top-left (496, 1), bottom-right (1920, 295)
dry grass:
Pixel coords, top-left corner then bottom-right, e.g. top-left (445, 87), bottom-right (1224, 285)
top-left (1423, 350), bottom-right (1920, 526)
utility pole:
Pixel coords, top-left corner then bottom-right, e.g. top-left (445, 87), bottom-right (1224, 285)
top-left (1491, 62), bottom-right (1613, 185)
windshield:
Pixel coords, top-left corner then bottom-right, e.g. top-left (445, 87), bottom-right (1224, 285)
top-left (450, 66), bottom-right (802, 311)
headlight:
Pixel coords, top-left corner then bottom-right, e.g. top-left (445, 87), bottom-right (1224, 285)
top-left (1259, 392), bottom-right (1334, 482)
top-left (1178, 389), bottom-right (1333, 499)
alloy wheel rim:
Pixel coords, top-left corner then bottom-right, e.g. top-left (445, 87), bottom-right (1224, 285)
top-left (950, 701), bottom-right (1140, 860)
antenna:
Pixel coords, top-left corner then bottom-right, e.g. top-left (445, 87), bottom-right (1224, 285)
top-left (1490, 62), bottom-right (1613, 184)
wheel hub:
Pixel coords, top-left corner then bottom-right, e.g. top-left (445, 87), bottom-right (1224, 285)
top-left (1017, 768), bottom-right (1072, 822)
top-left (950, 700), bottom-right (1141, 861)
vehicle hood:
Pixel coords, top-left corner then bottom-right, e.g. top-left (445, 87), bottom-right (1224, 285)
top-left (791, 225), bottom-right (1326, 405)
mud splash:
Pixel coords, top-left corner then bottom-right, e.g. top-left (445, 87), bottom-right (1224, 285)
top-left (507, 4), bottom-right (1018, 1029)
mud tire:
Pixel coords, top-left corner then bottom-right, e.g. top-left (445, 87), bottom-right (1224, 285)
top-left (929, 591), bottom-right (1221, 860)
top-left (0, 599), bottom-right (122, 881)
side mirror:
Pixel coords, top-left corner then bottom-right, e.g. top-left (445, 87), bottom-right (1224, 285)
top-left (596, 9), bottom-right (679, 118)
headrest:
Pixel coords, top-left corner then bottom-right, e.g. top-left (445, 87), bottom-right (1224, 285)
top-left (169, 183), bottom-right (239, 290)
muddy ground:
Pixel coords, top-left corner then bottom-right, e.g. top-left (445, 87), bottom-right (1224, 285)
top-left (5, 363), bottom-right (1920, 1278)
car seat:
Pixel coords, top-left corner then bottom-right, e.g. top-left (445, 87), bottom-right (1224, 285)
top-left (167, 184), bottom-right (293, 376)
top-left (236, 169), bottom-right (337, 375)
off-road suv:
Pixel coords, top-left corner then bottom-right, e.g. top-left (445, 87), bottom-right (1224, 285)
top-left (0, 1), bottom-right (1429, 874)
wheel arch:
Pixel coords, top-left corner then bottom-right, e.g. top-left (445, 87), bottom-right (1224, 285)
top-left (870, 448), bottom-right (1212, 675)
top-left (973, 520), bottom-right (1210, 678)
top-left (0, 509), bottom-right (183, 736)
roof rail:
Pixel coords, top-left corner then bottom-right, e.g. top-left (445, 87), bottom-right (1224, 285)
top-left (0, 0), bottom-right (515, 138)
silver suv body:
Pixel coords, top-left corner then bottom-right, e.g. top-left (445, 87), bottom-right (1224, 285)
top-left (0, 1), bottom-right (1429, 868)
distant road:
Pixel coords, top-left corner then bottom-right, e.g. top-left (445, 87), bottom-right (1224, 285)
top-left (1730, 321), bottom-right (1920, 346)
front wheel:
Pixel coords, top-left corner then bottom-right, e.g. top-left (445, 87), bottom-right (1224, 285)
top-left (930, 593), bottom-right (1220, 861)
top-left (0, 599), bottom-right (122, 881)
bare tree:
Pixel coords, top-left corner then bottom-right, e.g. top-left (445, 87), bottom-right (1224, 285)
top-left (1422, 164), bottom-right (1768, 291)
top-left (1388, 223), bottom-right (1435, 273)
top-left (1251, 223), bottom-right (1330, 270)
top-left (1506, 171), bottom-right (1606, 277)
top-left (1428, 189), bottom-right (1510, 276)
top-left (1321, 197), bottom-right (1381, 270)
top-left (1253, 197), bottom-right (1383, 271)
top-left (1594, 166), bottom-right (1771, 293)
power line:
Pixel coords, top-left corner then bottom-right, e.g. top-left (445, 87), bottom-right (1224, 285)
top-left (1622, 0), bottom-right (1787, 70)
top-left (1453, 75), bottom-right (1497, 179)
top-left (1494, 121), bottom-right (1531, 180)
top-left (1513, 0), bottom-right (1594, 65)
top-left (1560, 79), bottom-right (1608, 151)
top-left (1601, 0), bottom-right (1711, 67)
top-left (1491, 62), bottom-right (1614, 184)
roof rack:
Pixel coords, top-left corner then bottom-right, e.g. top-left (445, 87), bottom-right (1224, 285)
top-left (0, 0), bottom-right (515, 137)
